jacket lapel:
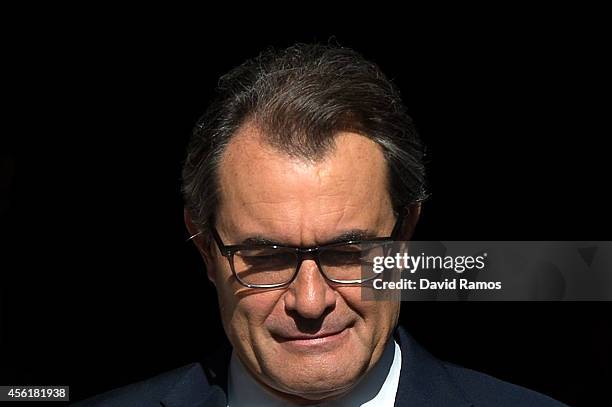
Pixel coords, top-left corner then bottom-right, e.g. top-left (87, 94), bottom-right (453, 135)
top-left (158, 362), bottom-right (226, 407)
top-left (394, 327), bottom-right (473, 407)
top-left (160, 337), bottom-right (232, 407)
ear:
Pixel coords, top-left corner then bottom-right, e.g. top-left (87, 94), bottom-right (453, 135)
top-left (399, 203), bottom-right (421, 240)
top-left (184, 209), bottom-right (217, 286)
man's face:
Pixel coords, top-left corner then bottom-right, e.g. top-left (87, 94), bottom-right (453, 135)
top-left (203, 126), bottom-right (402, 401)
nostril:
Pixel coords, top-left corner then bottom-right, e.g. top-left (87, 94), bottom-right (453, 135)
top-left (293, 297), bottom-right (327, 319)
top-left (285, 310), bottom-right (330, 334)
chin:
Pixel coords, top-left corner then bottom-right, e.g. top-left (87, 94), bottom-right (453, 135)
top-left (261, 347), bottom-right (366, 400)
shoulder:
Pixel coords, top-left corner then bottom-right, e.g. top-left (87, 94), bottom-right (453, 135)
top-left (71, 363), bottom-right (208, 407)
top-left (441, 361), bottom-right (568, 406)
top-left (394, 326), bottom-right (568, 406)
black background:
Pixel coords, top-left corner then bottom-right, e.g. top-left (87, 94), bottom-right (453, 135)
top-left (1, 9), bottom-right (610, 406)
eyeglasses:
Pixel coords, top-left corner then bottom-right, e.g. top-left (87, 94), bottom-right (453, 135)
top-left (209, 210), bottom-right (405, 289)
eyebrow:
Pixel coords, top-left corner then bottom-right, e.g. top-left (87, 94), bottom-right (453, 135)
top-left (239, 229), bottom-right (378, 247)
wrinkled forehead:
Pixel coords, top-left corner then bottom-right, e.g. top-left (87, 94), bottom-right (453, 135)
top-left (220, 123), bottom-right (388, 176)
top-left (215, 124), bottom-right (393, 243)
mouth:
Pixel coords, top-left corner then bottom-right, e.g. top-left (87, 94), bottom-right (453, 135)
top-left (272, 326), bottom-right (352, 351)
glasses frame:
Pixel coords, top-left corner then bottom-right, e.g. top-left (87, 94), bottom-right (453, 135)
top-left (210, 210), bottom-right (406, 288)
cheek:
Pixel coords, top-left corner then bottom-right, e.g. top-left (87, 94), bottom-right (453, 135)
top-left (381, 301), bottom-right (401, 328)
top-left (337, 287), bottom-right (400, 337)
top-left (237, 293), bottom-right (280, 326)
top-left (220, 287), bottom-right (283, 346)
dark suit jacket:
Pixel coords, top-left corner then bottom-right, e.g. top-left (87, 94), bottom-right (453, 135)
top-left (73, 326), bottom-right (567, 406)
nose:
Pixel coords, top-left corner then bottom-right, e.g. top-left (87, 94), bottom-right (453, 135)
top-left (283, 259), bottom-right (337, 319)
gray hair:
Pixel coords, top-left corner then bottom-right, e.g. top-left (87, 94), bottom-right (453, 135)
top-left (182, 43), bottom-right (428, 239)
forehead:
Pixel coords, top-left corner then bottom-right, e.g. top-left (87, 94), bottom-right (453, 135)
top-left (216, 124), bottom-right (392, 241)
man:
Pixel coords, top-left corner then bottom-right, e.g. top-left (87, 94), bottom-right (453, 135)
top-left (75, 44), bottom-right (565, 406)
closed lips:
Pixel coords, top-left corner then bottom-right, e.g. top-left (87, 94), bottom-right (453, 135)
top-left (273, 327), bottom-right (349, 341)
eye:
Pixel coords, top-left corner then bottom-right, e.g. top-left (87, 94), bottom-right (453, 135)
top-left (243, 253), bottom-right (279, 265)
top-left (237, 250), bottom-right (295, 268)
top-left (320, 243), bottom-right (388, 268)
top-left (323, 248), bottom-right (364, 265)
